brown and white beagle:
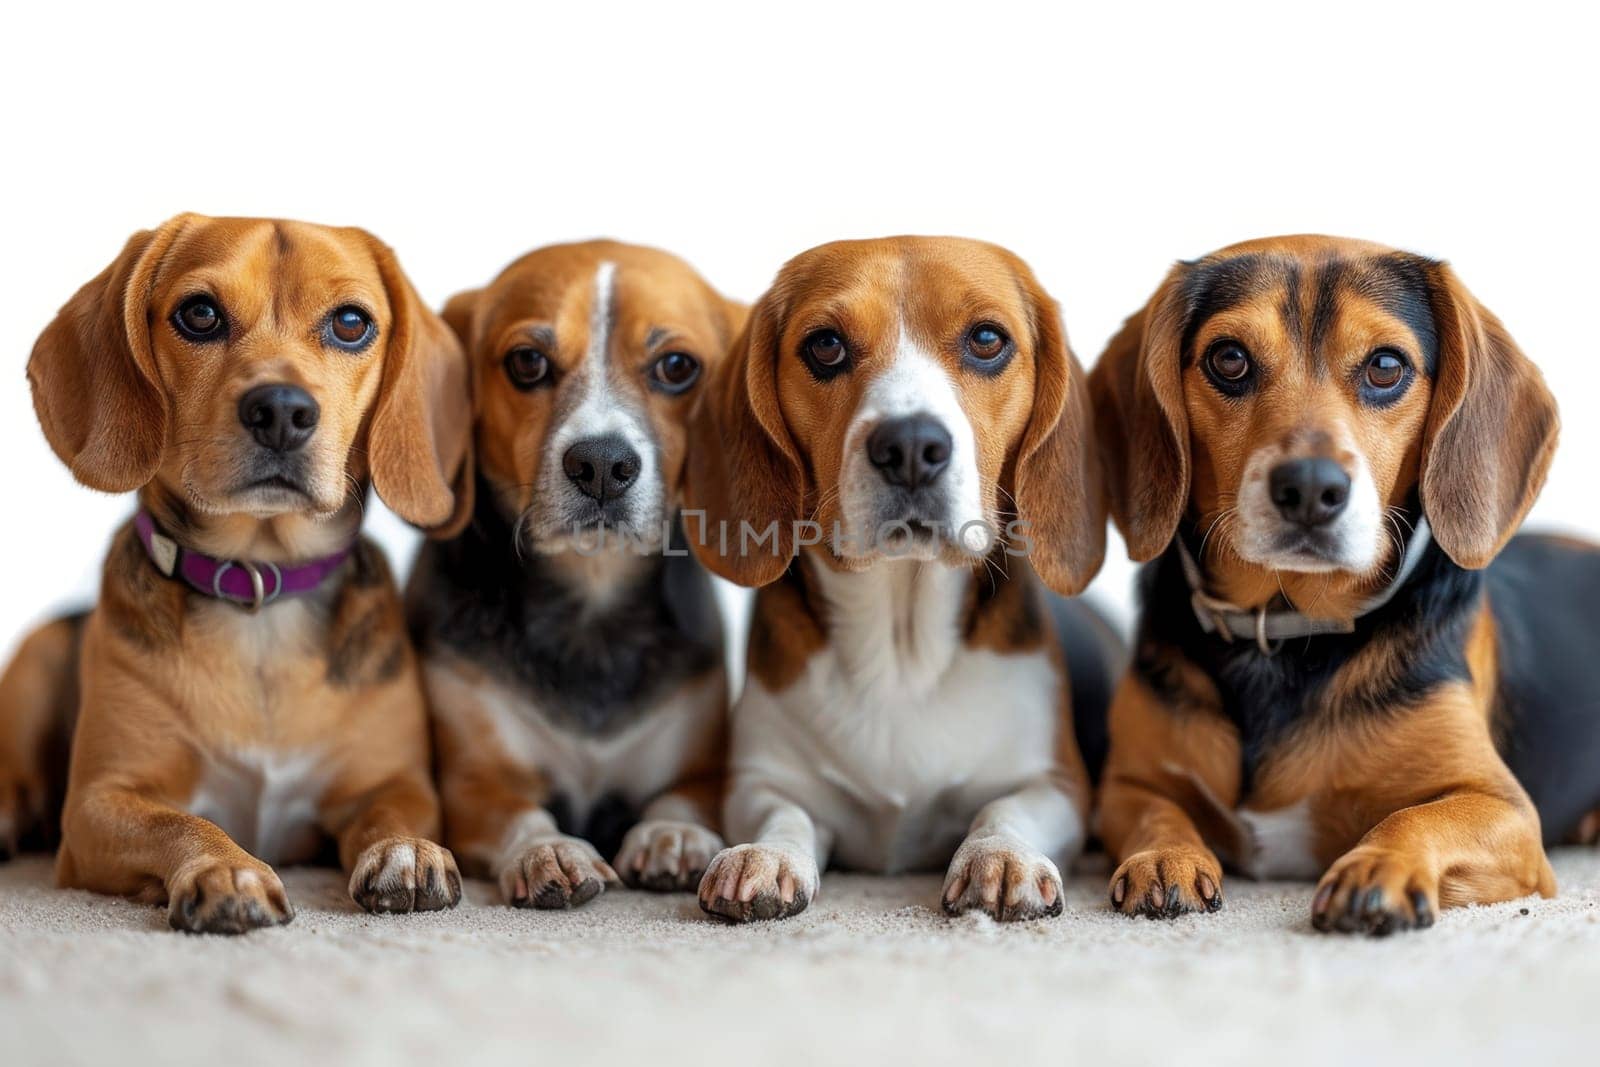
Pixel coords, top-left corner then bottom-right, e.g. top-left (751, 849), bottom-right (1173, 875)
top-left (1089, 235), bottom-right (1597, 935)
top-left (0, 214), bottom-right (471, 933)
top-left (406, 241), bottom-right (741, 908)
top-left (683, 236), bottom-right (1121, 923)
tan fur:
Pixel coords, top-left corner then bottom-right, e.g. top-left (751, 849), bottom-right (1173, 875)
top-left (0, 616), bottom-right (84, 855)
top-left (1097, 669), bottom-right (1237, 914)
top-left (1090, 235), bottom-right (1559, 931)
top-left (742, 569), bottom-right (828, 692)
top-left (4, 215), bottom-right (470, 932)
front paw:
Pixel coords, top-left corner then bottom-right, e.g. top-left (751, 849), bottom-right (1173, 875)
top-left (1109, 846), bottom-right (1223, 919)
top-left (1312, 846), bottom-right (1436, 936)
top-left (350, 837), bottom-right (462, 914)
top-left (697, 843), bottom-right (816, 923)
top-left (168, 857), bottom-right (294, 934)
top-left (499, 836), bottom-right (619, 909)
top-left (615, 820), bottom-right (724, 892)
top-left (942, 833), bottom-right (1063, 922)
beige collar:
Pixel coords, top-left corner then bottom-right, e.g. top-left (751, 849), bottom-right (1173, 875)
top-left (1175, 518), bottom-right (1433, 655)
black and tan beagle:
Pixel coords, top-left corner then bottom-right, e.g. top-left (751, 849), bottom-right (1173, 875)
top-left (1090, 234), bottom-right (1597, 935)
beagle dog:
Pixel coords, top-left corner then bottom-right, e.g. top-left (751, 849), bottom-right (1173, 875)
top-left (0, 214), bottom-right (472, 933)
top-left (406, 241), bottom-right (739, 908)
top-left (1089, 234), bottom-right (1596, 935)
top-left (684, 236), bottom-right (1119, 923)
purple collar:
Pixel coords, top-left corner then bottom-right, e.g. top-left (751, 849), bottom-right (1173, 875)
top-left (134, 510), bottom-right (355, 612)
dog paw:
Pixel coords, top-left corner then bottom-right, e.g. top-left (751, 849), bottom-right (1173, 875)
top-left (941, 833), bottom-right (1063, 921)
top-left (697, 843), bottom-right (816, 923)
top-left (616, 820), bottom-right (724, 892)
top-left (1311, 846), bottom-right (1436, 936)
top-left (1109, 846), bottom-right (1223, 919)
top-left (168, 857), bottom-right (294, 934)
top-left (350, 837), bottom-right (462, 914)
top-left (499, 836), bottom-right (619, 909)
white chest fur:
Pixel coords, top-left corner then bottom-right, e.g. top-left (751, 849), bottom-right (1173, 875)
top-left (426, 660), bottom-right (724, 823)
top-left (1237, 800), bottom-right (1322, 880)
top-left (187, 748), bottom-right (329, 866)
top-left (733, 560), bottom-right (1061, 873)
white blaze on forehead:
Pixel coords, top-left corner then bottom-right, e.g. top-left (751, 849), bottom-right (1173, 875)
top-left (865, 328), bottom-right (977, 465)
top-left (553, 260), bottom-right (647, 446)
top-left (530, 259), bottom-right (665, 546)
top-left (587, 260), bottom-right (617, 375)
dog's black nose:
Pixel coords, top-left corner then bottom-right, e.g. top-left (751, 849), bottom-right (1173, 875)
top-left (868, 414), bottom-right (953, 490)
top-left (238, 384), bottom-right (319, 453)
top-left (564, 435), bottom-right (641, 503)
top-left (1269, 457), bottom-right (1351, 527)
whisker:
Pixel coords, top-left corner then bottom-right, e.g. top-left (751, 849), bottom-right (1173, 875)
top-left (1275, 569), bottom-right (1294, 611)
top-left (342, 473), bottom-right (367, 518)
top-left (1197, 507), bottom-right (1236, 564)
top-left (807, 485), bottom-right (842, 525)
top-left (1378, 513), bottom-right (1407, 585)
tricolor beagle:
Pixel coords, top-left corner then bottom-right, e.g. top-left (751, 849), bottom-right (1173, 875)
top-left (1089, 235), bottom-right (1597, 935)
top-left (0, 215), bottom-right (472, 932)
top-left (684, 236), bottom-right (1121, 923)
top-left (406, 241), bottom-right (741, 908)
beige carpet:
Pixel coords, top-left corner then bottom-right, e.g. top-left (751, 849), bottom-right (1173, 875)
top-left (3, 850), bottom-right (1598, 1067)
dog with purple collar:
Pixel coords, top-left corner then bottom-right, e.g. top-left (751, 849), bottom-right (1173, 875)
top-left (0, 214), bottom-right (472, 933)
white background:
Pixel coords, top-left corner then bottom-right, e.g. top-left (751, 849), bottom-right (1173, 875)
top-left (1, 0), bottom-right (1595, 659)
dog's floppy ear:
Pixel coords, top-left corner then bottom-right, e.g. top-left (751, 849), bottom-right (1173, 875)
top-left (1420, 263), bottom-right (1558, 569)
top-left (683, 287), bottom-right (803, 587)
top-left (1088, 267), bottom-right (1192, 561)
top-left (439, 287), bottom-right (483, 353)
top-left (27, 216), bottom-right (191, 492)
top-left (365, 236), bottom-right (474, 537)
top-left (1009, 276), bottom-right (1105, 596)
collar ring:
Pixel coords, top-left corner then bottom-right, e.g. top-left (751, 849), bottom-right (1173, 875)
top-left (213, 560), bottom-right (271, 613)
top-left (1254, 606), bottom-right (1282, 657)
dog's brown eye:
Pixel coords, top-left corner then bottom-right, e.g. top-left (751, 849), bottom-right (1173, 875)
top-left (963, 323), bottom-right (1012, 372)
top-left (650, 351), bottom-right (700, 394)
top-left (1205, 340), bottom-right (1253, 384)
top-left (174, 296), bottom-right (225, 341)
top-left (504, 346), bottom-right (551, 390)
top-left (801, 328), bottom-right (851, 380)
top-left (805, 330), bottom-right (848, 366)
top-left (1365, 350), bottom-right (1407, 390)
top-left (327, 306), bottom-right (374, 349)
top-left (966, 323), bottom-right (1004, 361)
